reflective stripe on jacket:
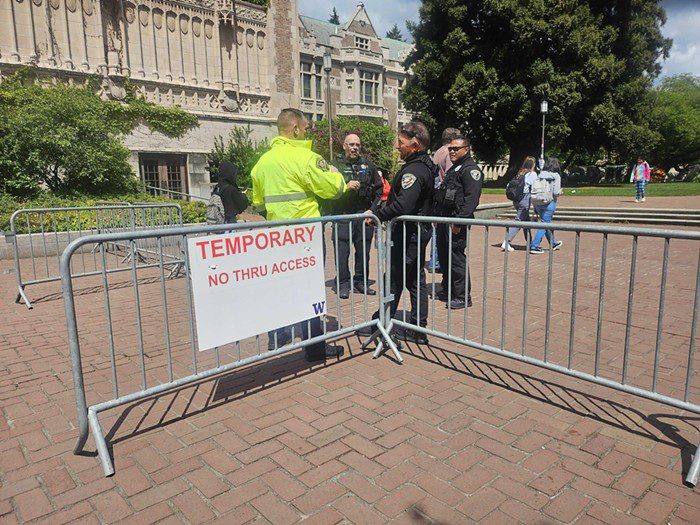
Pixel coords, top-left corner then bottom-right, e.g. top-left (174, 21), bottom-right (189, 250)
top-left (251, 136), bottom-right (346, 220)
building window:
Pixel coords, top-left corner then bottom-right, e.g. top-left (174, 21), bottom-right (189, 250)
top-left (139, 154), bottom-right (188, 197)
top-left (355, 36), bottom-right (369, 50)
top-left (359, 70), bottom-right (380, 105)
top-left (301, 61), bottom-right (323, 100)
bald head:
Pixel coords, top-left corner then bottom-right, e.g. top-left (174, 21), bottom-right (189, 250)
top-left (277, 108), bottom-right (309, 139)
top-left (343, 133), bottom-right (362, 160)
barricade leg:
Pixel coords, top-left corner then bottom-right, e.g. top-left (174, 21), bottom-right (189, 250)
top-left (88, 408), bottom-right (114, 477)
top-left (16, 285), bottom-right (32, 309)
top-left (687, 442), bottom-right (700, 486)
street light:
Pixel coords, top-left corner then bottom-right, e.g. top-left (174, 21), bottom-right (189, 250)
top-left (540, 99), bottom-right (549, 166)
top-left (323, 52), bottom-right (333, 160)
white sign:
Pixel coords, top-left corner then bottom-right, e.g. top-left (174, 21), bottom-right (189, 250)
top-left (187, 224), bottom-right (326, 351)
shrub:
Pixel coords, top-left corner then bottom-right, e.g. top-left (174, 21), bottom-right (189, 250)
top-left (207, 126), bottom-right (269, 193)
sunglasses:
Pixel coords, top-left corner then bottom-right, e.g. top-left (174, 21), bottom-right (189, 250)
top-left (447, 145), bottom-right (467, 152)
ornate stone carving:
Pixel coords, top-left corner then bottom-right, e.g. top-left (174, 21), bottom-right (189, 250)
top-left (125, 4), bottom-right (136, 24)
top-left (256, 31), bottom-right (265, 50)
top-left (32, 0), bottom-right (42, 6)
top-left (192, 17), bottom-right (202, 37)
top-left (245, 29), bottom-right (254, 48)
top-left (103, 77), bottom-right (127, 101)
top-left (236, 27), bottom-right (244, 46)
top-left (82, 0), bottom-right (93, 16)
top-left (204, 19), bottom-right (214, 39)
top-left (139, 6), bottom-right (149, 26)
top-left (153, 9), bottom-right (163, 29)
top-left (49, 0), bottom-right (59, 10)
top-left (66, 0), bottom-right (76, 11)
top-left (236, 5), bottom-right (266, 25)
top-left (179, 14), bottom-right (189, 34)
top-left (166, 11), bottom-right (176, 32)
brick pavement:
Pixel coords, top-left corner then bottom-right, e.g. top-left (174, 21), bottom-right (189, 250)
top-left (1, 216), bottom-right (700, 524)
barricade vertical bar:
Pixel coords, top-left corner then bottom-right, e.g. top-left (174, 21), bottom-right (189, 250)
top-left (447, 227), bottom-right (453, 335)
top-left (77, 211), bottom-right (86, 274)
top-left (431, 223), bottom-right (436, 331)
top-left (482, 225), bottom-right (489, 345)
top-left (334, 223), bottom-right (341, 326)
top-left (403, 222), bottom-right (407, 324)
top-left (464, 225), bottom-right (470, 340)
top-left (653, 237), bottom-right (670, 393)
top-left (417, 224), bottom-right (422, 330)
top-left (522, 235), bottom-right (531, 356)
top-left (684, 247), bottom-right (700, 402)
top-left (157, 237), bottom-right (174, 383)
top-left (362, 222), bottom-right (368, 321)
top-left (349, 220), bottom-right (355, 324)
top-left (182, 234), bottom-right (198, 374)
top-left (99, 243), bottom-right (118, 399)
top-left (544, 230), bottom-right (554, 362)
top-left (595, 233), bottom-right (608, 377)
top-left (40, 212), bottom-right (49, 278)
top-left (52, 214), bottom-right (60, 274)
top-left (501, 226), bottom-right (508, 351)
top-left (27, 214), bottom-right (37, 280)
top-left (130, 240), bottom-right (147, 391)
top-left (622, 236), bottom-right (638, 384)
top-left (568, 232), bottom-right (581, 369)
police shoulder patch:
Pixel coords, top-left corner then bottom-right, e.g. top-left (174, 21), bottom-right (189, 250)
top-left (470, 169), bottom-right (482, 181)
top-left (401, 173), bottom-right (417, 190)
top-left (316, 157), bottom-right (329, 172)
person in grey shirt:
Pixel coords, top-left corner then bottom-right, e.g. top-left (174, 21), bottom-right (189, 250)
top-left (530, 157), bottom-right (564, 254)
top-left (502, 156), bottom-right (538, 251)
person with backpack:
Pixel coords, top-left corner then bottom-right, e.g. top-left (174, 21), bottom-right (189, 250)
top-left (529, 157), bottom-right (563, 254)
top-left (630, 156), bottom-right (651, 203)
top-left (502, 156), bottom-right (538, 252)
top-left (206, 160), bottom-right (248, 224)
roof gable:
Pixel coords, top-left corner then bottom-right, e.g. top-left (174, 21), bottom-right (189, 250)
top-left (345, 2), bottom-right (378, 38)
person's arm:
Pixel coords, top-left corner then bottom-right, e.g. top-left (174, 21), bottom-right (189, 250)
top-left (232, 188), bottom-right (249, 214)
top-left (456, 167), bottom-right (483, 219)
top-left (251, 167), bottom-right (264, 211)
top-left (304, 154), bottom-right (347, 200)
top-left (368, 164), bottom-right (384, 213)
top-left (376, 171), bottom-right (424, 222)
top-left (553, 173), bottom-right (562, 196)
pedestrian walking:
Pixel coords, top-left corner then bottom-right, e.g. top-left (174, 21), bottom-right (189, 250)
top-left (217, 160), bottom-right (249, 224)
top-left (502, 156), bottom-right (538, 251)
top-left (530, 157), bottom-right (563, 254)
top-left (432, 135), bottom-right (483, 309)
top-left (330, 133), bottom-right (383, 298)
top-left (630, 156), bottom-right (651, 203)
top-left (359, 121), bottom-right (436, 344)
top-left (251, 108), bottom-right (359, 360)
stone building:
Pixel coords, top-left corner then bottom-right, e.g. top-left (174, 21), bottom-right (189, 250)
top-left (0, 0), bottom-right (412, 196)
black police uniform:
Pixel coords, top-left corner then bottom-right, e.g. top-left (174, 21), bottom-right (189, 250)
top-left (432, 153), bottom-right (483, 307)
top-left (374, 151), bottom-right (436, 329)
top-left (330, 155), bottom-right (383, 295)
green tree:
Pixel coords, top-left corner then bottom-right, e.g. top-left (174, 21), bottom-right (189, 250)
top-left (386, 24), bottom-right (405, 42)
top-left (310, 116), bottom-right (400, 177)
top-left (0, 67), bottom-right (197, 196)
top-left (402, 0), bottom-right (671, 178)
top-left (329, 7), bottom-right (341, 25)
top-left (207, 125), bottom-right (269, 192)
top-left (650, 74), bottom-right (700, 169)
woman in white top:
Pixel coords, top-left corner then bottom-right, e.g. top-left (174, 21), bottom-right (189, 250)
top-left (502, 156), bottom-right (538, 251)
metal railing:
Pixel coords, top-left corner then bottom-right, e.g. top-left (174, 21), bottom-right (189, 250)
top-left (8, 203), bottom-right (183, 308)
top-left (386, 215), bottom-right (700, 486)
top-left (144, 184), bottom-right (210, 202)
top-left (60, 214), bottom-right (396, 476)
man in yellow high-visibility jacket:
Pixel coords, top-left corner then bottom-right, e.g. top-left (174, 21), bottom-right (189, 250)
top-left (252, 108), bottom-right (359, 361)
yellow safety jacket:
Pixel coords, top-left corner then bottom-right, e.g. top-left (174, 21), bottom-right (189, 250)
top-left (251, 136), bottom-right (346, 221)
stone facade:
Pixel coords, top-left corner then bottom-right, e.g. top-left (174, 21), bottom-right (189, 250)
top-left (298, 3), bottom-right (413, 130)
top-left (0, 0), bottom-right (412, 196)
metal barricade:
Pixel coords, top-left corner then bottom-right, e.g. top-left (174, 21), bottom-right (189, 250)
top-left (8, 203), bottom-right (183, 308)
top-left (385, 215), bottom-right (700, 486)
top-left (60, 214), bottom-right (396, 476)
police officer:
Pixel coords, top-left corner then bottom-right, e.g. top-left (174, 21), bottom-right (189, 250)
top-left (432, 135), bottom-right (483, 309)
top-left (331, 133), bottom-right (383, 298)
top-left (360, 121), bottom-right (436, 344)
top-left (251, 108), bottom-right (360, 361)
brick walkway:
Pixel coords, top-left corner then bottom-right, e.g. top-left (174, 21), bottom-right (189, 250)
top-left (1, 217), bottom-right (700, 524)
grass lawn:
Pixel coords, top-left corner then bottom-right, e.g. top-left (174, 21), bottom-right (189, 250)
top-left (482, 182), bottom-right (700, 196)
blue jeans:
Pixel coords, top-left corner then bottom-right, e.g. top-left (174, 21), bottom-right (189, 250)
top-left (531, 201), bottom-right (557, 249)
top-left (428, 228), bottom-right (440, 270)
top-left (635, 180), bottom-right (646, 200)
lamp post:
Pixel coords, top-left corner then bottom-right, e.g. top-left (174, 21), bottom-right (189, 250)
top-left (540, 99), bottom-right (548, 166)
top-left (323, 52), bottom-right (333, 160)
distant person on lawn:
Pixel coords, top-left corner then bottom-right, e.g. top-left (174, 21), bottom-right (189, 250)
top-left (630, 157), bottom-right (651, 203)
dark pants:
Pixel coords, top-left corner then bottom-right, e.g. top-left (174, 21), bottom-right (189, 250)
top-left (435, 223), bottom-right (470, 302)
top-left (332, 217), bottom-right (374, 291)
top-left (376, 224), bottom-right (429, 327)
top-left (268, 317), bottom-right (324, 359)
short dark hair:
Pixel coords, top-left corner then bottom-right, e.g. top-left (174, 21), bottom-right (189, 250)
top-left (277, 108), bottom-right (306, 133)
top-left (441, 128), bottom-right (462, 145)
top-left (543, 157), bottom-right (561, 173)
top-left (450, 134), bottom-right (470, 147)
top-left (400, 121), bottom-right (430, 149)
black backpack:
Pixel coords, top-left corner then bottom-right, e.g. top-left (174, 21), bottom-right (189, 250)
top-left (506, 175), bottom-right (526, 202)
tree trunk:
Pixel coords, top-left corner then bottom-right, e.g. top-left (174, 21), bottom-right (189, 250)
top-left (498, 144), bottom-right (532, 186)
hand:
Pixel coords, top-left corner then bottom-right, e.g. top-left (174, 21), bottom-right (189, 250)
top-left (451, 225), bottom-right (461, 234)
top-left (346, 180), bottom-right (360, 191)
top-left (363, 209), bottom-right (374, 225)
top-left (329, 165), bottom-right (339, 173)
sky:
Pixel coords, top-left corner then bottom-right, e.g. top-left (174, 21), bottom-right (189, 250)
top-left (298, 0), bottom-right (700, 78)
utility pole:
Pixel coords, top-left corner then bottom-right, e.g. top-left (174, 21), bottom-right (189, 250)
top-left (323, 52), bottom-right (333, 160)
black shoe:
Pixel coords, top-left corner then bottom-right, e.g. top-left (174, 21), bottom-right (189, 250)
top-left (324, 344), bottom-right (344, 359)
top-left (467, 297), bottom-right (473, 308)
top-left (354, 283), bottom-right (376, 295)
top-left (268, 336), bottom-right (293, 351)
top-left (429, 289), bottom-right (448, 301)
top-left (397, 329), bottom-right (428, 345)
top-left (339, 288), bottom-right (349, 299)
top-left (447, 298), bottom-right (466, 310)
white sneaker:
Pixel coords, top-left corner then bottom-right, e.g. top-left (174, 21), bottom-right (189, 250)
top-left (641, 197), bottom-right (646, 202)
top-left (501, 241), bottom-right (515, 252)
top-left (635, 199), bottom-right (640, 203)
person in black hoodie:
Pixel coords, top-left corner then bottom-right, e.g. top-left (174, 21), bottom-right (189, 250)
top-left (218, 160), bottom-right (248, 223)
